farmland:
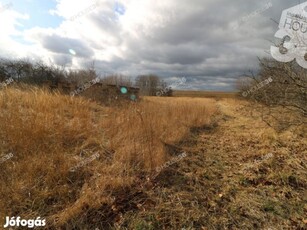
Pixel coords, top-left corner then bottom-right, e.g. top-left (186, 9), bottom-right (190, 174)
top-left (172, 90), bottom-right (239, 99)
top-left (0, 86), bottom-right (305, 229)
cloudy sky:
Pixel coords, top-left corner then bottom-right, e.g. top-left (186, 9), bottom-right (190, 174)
top-left (0, 0), bottom-right (303, 90)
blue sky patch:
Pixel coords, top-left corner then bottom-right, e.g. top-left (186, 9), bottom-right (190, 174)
top-left (114, 2), bottom-right (125, 16)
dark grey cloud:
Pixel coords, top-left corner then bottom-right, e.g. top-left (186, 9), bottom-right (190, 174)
top-left (52, 53), bottom-right (73, 66)
top-left (40, 34), bottom-right (94, 58)
top-left (113, 0), bottom-right (302, 90)
top-left (23, 0), bottom-right (305, 90)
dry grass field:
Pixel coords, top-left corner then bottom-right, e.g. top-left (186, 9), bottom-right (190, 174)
top-left (0, 86), bottom-right (306, 229)
top-left (172, 90), bottom-right (239, 99)
top-left (0, 86), bottom-right (217, 229)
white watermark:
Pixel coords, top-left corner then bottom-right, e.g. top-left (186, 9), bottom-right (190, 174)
top-left (271, 2), bottom-right (307, 68)
top-left (242, 76), bottom-right (273, 97)
top-left (0, 153), bottom-right (13, 164)
top-left (69, 152), bottom-right (100, 172)
top-left (70, 1), bottom-right (100, 21)
top-left (233, 2), bottom-right (272, 30)
top-left (241, 153), bottom-right (274, 172)
top-left (155, 152), bottom-right (187, 173)
top-left (0, 2), bottom-right (13, 14)
top-left (70, 77), bottom-right (100, 96)
top-left (0, 77), bottom-right (14, 89)
top-left (156, 77), bottom-right (187, 96)
top-left (3, 216), bottom-right (46, 228)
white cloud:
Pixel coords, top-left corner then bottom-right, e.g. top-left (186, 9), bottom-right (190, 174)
top-left (0, 0), bottom-right (294, 90)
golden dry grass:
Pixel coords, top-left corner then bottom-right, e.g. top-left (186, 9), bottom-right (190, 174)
top-left (0, 86), bottom-right (217, 228)
top-left (115, 98), bottom-right (306, 229)
top-left (172, 90), bottom-right (239, 98)
top-left (1, 86), bottom-right (305, 229)
top-left (100, 96), bottom-right (217, 171)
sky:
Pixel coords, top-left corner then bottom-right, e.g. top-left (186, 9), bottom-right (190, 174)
top-left (0, 0), bottom-right (305, 91)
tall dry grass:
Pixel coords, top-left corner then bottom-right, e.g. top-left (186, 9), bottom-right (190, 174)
top-left (101, 96), bottom-right (217, 171)
top-left (0, 86), bottom-right (217, 228)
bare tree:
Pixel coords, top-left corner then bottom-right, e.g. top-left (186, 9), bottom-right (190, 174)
top-left (238, 57), bottom-right (307, 130)
top-left (0, 59), bottom-right (69, 85)
top-left (135, 75), bottom-right (166, 96)
top-left (100, 74), bottom-right (133, 87)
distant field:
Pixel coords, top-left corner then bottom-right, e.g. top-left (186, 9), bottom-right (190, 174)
top-left (173, 90), bottom-right (239, 98)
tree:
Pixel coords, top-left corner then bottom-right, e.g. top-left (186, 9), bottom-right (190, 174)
top-left (237, 57), bottom-right (307, 130)
top-left (135, 75), bottom-right (166, 96)
top-left (65, 61), bottom-right (98, 85)
top-left (100, 74), bottom-right (133, 87)
top-left (0, 59), bottom-right (68, 85)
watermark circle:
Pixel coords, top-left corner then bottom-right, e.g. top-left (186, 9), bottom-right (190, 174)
top-left (69, 49), bottom-right (76, 55)
top-left (120, 87), bottom-right (128, 94)
top-left (130, 94), bottom-right (137, 101)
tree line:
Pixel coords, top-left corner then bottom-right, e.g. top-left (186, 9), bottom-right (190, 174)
top-left (0, 58), bottom-right (173, 96)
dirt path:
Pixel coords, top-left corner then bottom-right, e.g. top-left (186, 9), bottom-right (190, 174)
top-left (122, 99), bottom-right (306, 229)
